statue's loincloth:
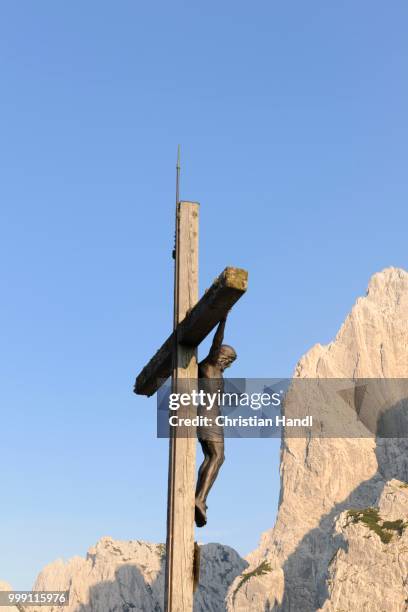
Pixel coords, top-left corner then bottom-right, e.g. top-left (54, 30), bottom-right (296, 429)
top-left (196, 377), bottom-right (224, 442)
top-left (197, 401), bottom-right (224, 442)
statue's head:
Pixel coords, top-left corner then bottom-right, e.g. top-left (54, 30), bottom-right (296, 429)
top-left (217, 345), bottom-right (237, 370)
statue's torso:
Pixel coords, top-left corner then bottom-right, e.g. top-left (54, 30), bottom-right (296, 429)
top-left (197, 358), bottom-right (224, 442)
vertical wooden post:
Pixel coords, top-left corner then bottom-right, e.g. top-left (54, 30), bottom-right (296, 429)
top-left (165, 201), bottom-right (199, 612)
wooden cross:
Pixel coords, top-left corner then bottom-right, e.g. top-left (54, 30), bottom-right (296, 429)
top-left (134, 200), bottom-right (248, 612)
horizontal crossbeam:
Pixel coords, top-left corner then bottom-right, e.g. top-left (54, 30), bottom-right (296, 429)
top-left (134, 266), bottom-right (248, 396)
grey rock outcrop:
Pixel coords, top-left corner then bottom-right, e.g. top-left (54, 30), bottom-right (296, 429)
top-left (321, 480), bottom-right (408, 612)
top-left (227, 267), bottom-right (408, 611)
top-left (31, 537), bottom-right (247, 612)
top-left (0, 582), bottom-right (20, 612)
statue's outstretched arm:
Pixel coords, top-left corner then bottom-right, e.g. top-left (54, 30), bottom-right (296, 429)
top-left (208, 316), bottom-right (227, 363)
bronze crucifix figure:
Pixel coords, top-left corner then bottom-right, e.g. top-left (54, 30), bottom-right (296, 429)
top-left (195, 314), bottom-right (237, 527)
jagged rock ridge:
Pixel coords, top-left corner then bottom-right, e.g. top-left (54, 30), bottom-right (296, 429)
top-left (227, 267), bottom-right (408, 611)
top-left (28, 537), bottom-right (246, 612)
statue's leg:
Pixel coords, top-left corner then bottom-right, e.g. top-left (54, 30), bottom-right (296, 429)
top-left (195, 438), bottom-right (225, 527)
top-left (195, 438), bottom-right (210, 527)
top-left (195, 440), bottom-right (210, 499)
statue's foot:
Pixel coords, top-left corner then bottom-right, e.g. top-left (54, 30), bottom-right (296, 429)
top-left (195, 499), bottom-right (207, 528)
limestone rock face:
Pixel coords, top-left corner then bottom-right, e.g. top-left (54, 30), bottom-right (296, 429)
top-left (31, 537), bottom-right (247, 612)
top-left (227, 267), bottom-right (408, 611)
top-left (0, 582), bottom-right (19, 612)
top-left (321, 480), bottom-right (408, 612)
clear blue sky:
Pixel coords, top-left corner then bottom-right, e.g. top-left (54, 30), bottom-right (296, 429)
top-left (1, 0), bottom-right (407, 589)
